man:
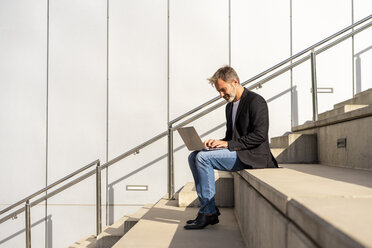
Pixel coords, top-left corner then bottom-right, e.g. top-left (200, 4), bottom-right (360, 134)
top-left (184, 66), bottom-right (278, 230)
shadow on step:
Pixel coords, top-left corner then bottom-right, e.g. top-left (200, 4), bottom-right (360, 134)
top-left (120, 199), bottom-right (245, 248)
top-left (274, 134), bottom-right (318, 164)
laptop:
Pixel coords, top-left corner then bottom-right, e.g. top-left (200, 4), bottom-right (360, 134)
top-left (177, 126), bottom-right (224, 151)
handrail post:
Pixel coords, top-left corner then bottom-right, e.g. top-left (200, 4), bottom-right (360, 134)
top-left (25, 200), bottom-right (31, 248)
top-left (167, 125), bottom-right (175, 200)
top-left (96, 161), bottom-right (102, 236)
top-left (310, 50), bottom-right (319, 121)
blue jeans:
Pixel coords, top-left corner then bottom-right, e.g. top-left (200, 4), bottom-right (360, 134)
top-left (188, 149), bottom-right (248, 214)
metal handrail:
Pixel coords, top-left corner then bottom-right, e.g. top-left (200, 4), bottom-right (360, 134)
top-left (169, 13), bottom-right (372, 126)
top-left (173, 15), bottom-right (372, 129)
top-left (101, 130), bottom-right (168, 170)
top-left (1, 13), bottom-right (371, 248)
top-left (0, 159), bottom-right (99, 217)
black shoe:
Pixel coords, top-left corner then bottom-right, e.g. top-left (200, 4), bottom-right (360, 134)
top-left (184, 213), bottom-right (219, 230)
top-left (186, 207), bottom-right (221, 224)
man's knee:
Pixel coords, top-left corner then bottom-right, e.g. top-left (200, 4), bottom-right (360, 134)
top-left (188, 151), bottom-right (199, 166)
top-left (194, 151), bottom-right (210, 165)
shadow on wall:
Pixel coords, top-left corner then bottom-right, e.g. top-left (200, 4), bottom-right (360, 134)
top-left (0, 215), bottom-right (52, 248)
top-left (260, 86), bottom-right (298, 127)
top-left (107, 123), bottom-right (226, 225)
top-left (355, 45), bottom-right (372, 94)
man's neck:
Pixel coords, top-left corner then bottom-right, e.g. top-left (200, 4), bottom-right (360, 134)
top-left (234, 85), bottom-right (244, 102)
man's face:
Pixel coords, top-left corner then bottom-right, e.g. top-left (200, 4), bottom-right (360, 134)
top-left (215, 78), bottom-right (237, 103)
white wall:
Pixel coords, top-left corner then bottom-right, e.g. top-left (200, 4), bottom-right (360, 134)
top-left (231, 0), bottom-right (291, 137)
top-left (0, 0), bottom-right (47, 246)
top-left (107, 0), bottom-right (168, 226)
top-left (354, 0), bottom-right (372, 93)
top-left (0, 0), bottom-right (371, 247)
top-left (292, 0), bottom-right (353, 125)
top-left (46, 0), bottom-right (107, 246)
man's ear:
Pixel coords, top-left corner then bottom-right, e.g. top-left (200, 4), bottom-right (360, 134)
top-left (232, 79), bottom-right (239, 86)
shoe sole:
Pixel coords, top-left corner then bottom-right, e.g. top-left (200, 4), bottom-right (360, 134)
top-left (210, 219), bottom-right (219, 225)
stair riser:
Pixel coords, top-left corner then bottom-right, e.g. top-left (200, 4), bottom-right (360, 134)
top-left (273, 135), bottom-right (317, 164)
top-left (178, 177), bottom-right (234, 207)
top-left (334, 91), bottom-right (372, 109)
top-left (318, 105), bottom-right (368, 120)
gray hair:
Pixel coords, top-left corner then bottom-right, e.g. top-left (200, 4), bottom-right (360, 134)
top-left (207, 65), bottom-right (240, 86)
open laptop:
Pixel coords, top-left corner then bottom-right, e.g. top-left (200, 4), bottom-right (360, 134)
top-left (177, 126), bottom-right (224, 151)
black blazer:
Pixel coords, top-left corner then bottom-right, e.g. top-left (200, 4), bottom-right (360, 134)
top-left (223, 88), bottom-right (278, 169)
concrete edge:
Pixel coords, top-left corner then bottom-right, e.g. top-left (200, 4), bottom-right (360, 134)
top-left (237, 170), bottom-right (289, 214)
top-left (236, 168), bottom-right (367, 248)
top-left (292, 105), bottom-right (372, 132)
top-left (287, 199), bottom-right (364, 248)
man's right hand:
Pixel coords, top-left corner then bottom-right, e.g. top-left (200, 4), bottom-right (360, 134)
top-left (204, 139), bottom-right (228, 149)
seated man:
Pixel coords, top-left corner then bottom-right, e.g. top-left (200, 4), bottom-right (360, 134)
top-left (184, 66), bottom-right (278, 230)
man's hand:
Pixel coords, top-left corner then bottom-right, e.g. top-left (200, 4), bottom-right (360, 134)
top-left (203, 139), bottom-right (228, 149)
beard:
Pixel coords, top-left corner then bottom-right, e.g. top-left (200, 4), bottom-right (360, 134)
top-left (224, 84), bottom-right (236, 103)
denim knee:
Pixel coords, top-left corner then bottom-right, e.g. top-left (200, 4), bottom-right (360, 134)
top-left (194, 151), bottom-right (209, 166)
top-left (188, 151), bottom-right (199, 168)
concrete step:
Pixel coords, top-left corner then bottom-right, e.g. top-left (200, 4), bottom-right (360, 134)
top-left (334, 88), bottom-right (372, 109)
top-left (270, 134), bottom-right (317, 163)
top-left (235, 164), bottom-right (372, 248)
top-left (318, 104), bottom-right (368, 120)
top-left (96, 204), bottom-right (153, 247)
top-left (292, 104), bottom-right (372, 171)
top-left (112, 197), bottom-right (245, 248)
top-left (67, 235), bottom-right (96, 248)
top-left (178, 171), bottom-right (234, 207)
top-left (67, 204), bottom-right (153, 248)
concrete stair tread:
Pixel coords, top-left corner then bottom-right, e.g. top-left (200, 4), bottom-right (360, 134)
top-left (238, 164), bottom-right (372, 248)
top-left (318, 104), bottom-right (369, 120)
top-left (112, 197), bottom-right (245, 248)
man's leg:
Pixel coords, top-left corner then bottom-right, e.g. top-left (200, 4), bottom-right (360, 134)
top-left (185, 148), bottom-right (247, 229)
top-left (193, 149), bottom-right (246, 214)
top-left (188, 151), bottom-right (202, 204)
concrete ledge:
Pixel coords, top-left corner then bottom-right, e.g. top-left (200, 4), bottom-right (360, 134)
top-left (236, 164), bottom-right (372, 248)
top-left (178, 171), bottom-right (234, 207)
